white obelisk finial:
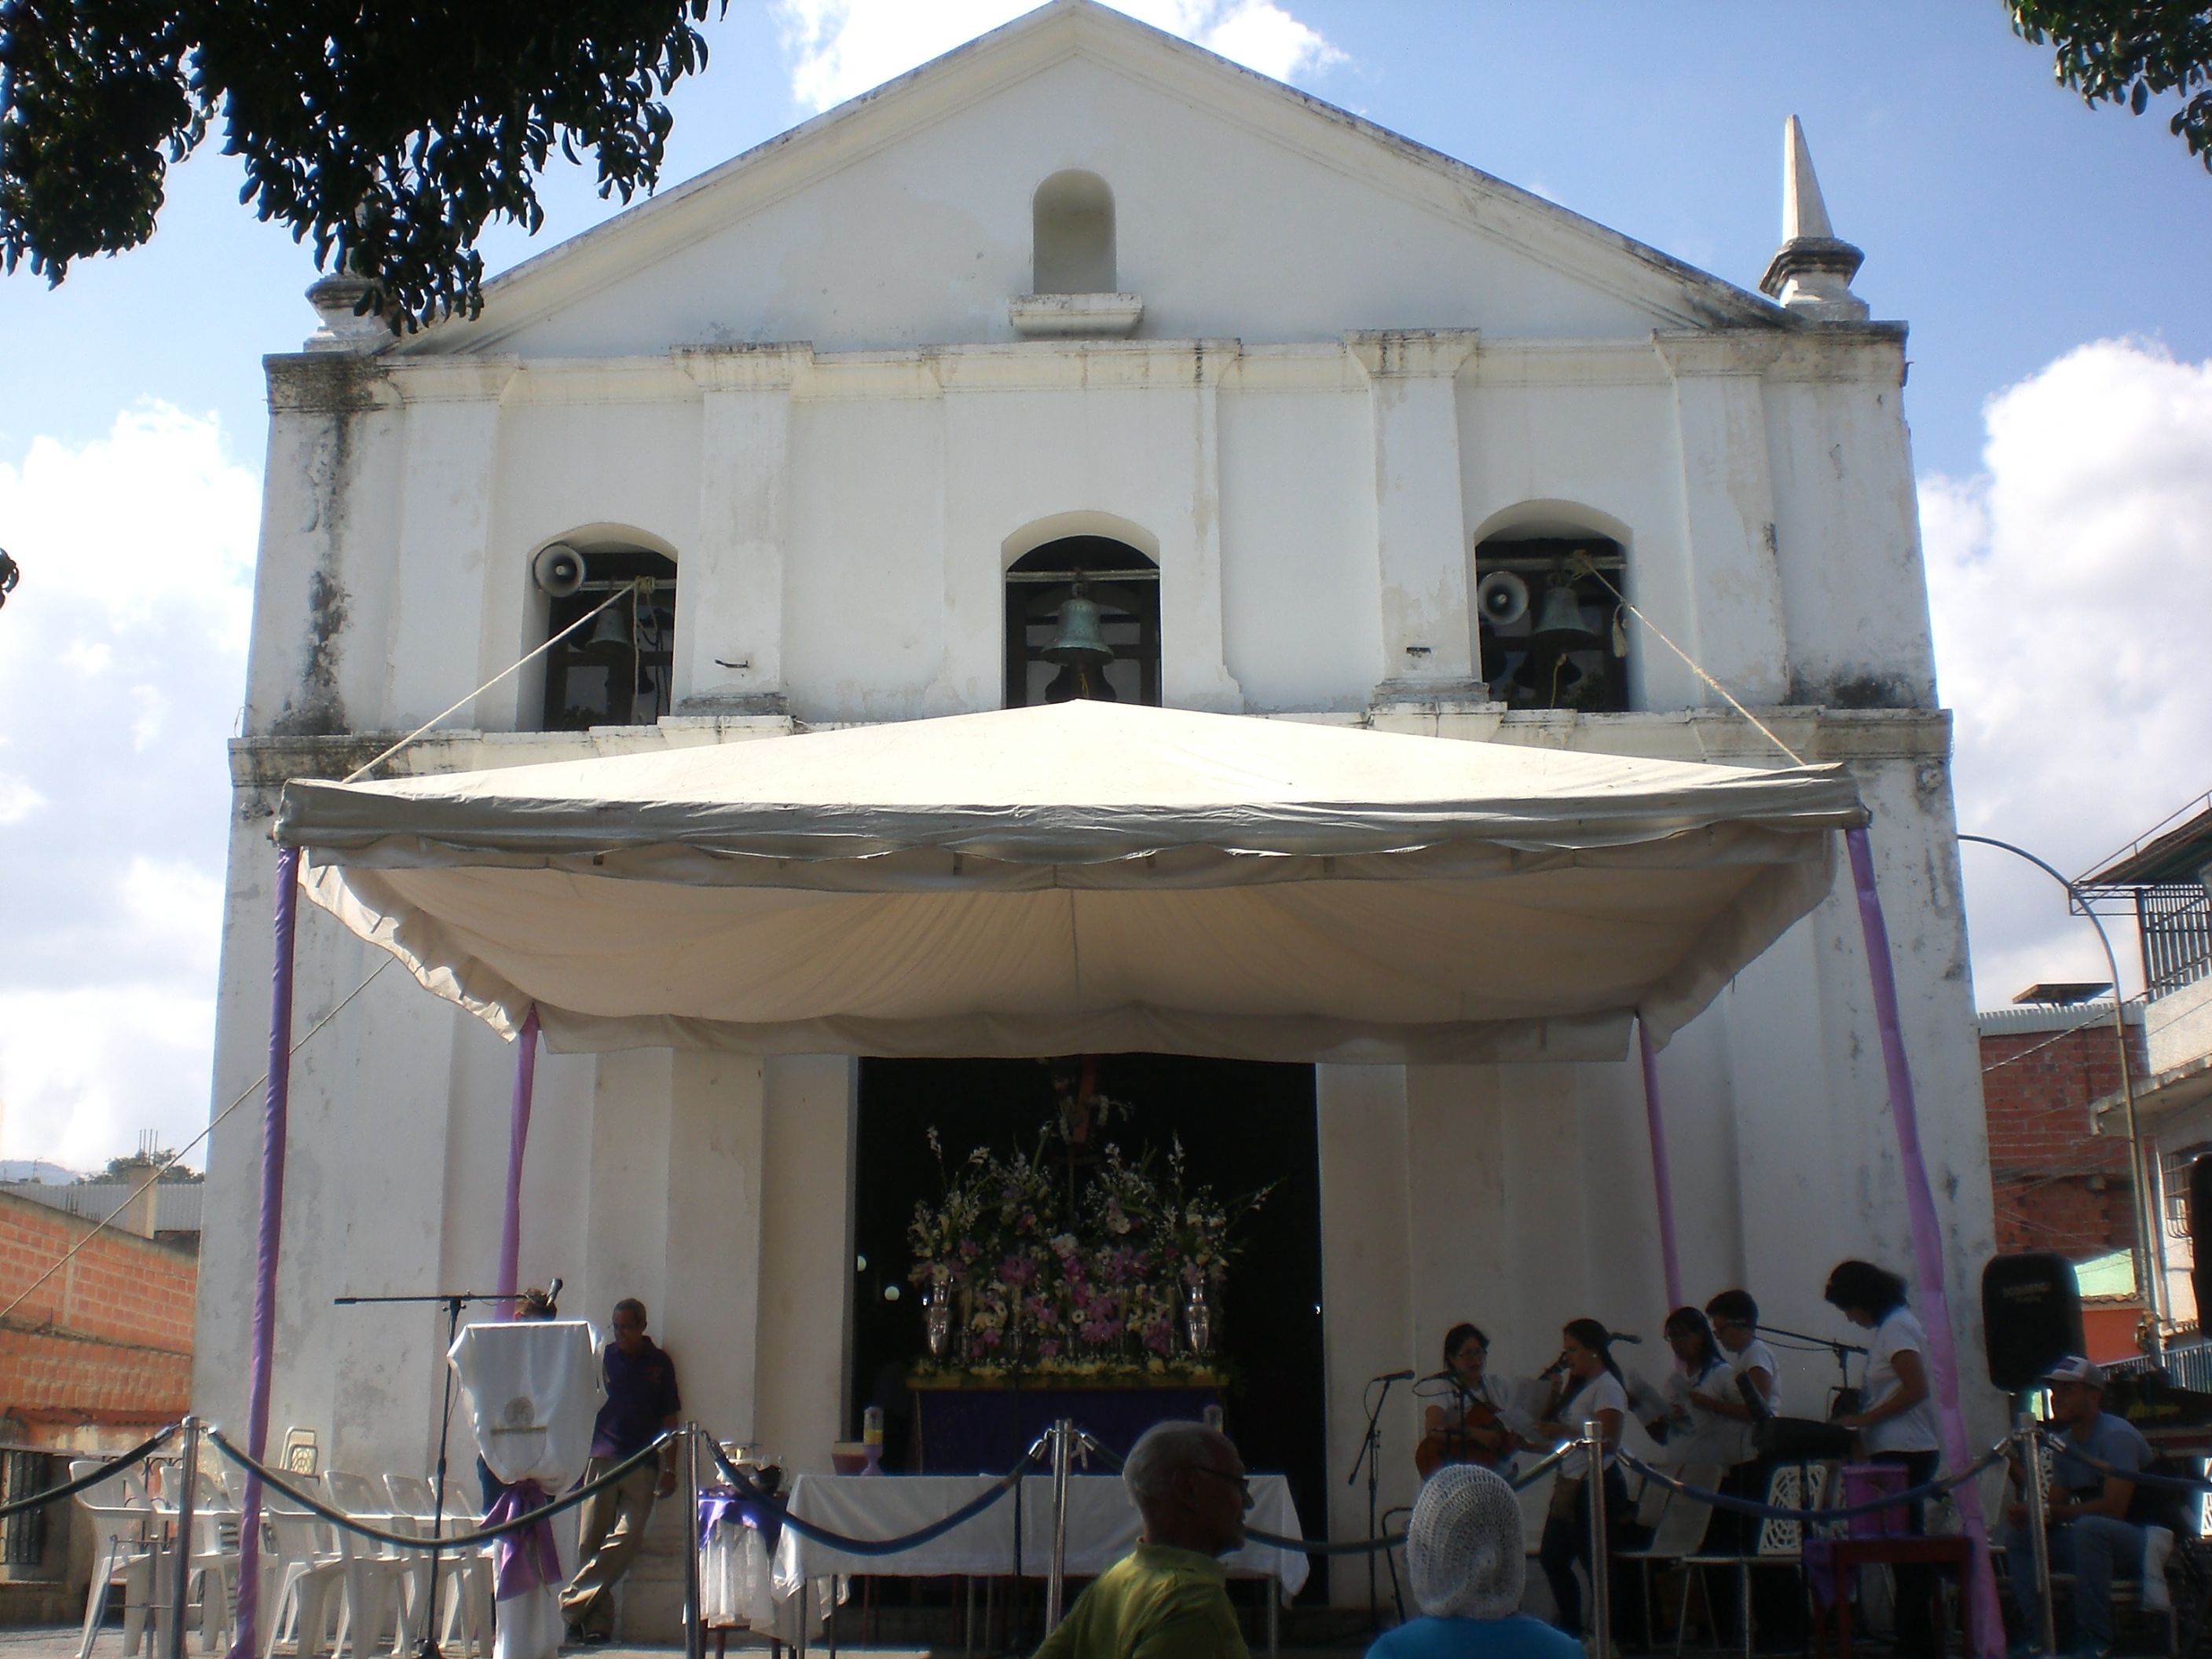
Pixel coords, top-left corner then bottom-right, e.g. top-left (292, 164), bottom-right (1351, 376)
top-left (1760, 115), bottom-right (1866, 321)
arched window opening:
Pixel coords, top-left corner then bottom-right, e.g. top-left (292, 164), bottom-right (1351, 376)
top-left (1472, 533), bottom-right (1631, 712)
top-left (1031, 171), bottom-right (1115, 295)
top-left (1004, 537), bottom-right (1160, 708)
top-left (533, 543), bottom-right (679, 731)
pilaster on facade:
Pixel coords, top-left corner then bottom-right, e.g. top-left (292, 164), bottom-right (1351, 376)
top-left (1346, 330), bottom-right (1487, 708)
top-left (384, 361), bottom-right (521, 730)
top-left (677, 344), bottom-right (815, 713)
top-left (1650, 330), bottom-right (1789, 709)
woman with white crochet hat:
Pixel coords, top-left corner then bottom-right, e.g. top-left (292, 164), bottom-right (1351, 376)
top-left (1364, 1465), bottom-right (1581, 1659)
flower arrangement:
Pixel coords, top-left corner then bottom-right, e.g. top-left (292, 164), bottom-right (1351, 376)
top-left (908, 1124), bottom-right (1271, 1381)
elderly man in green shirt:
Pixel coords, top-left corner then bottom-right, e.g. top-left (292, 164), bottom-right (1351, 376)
top-left (1034, 1419), bottom-right (1255, 1659)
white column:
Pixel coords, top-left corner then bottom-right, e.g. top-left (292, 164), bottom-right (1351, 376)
top-left (1653, 333), bottom-right (1788, 706)
top-left (1316, 1063), bottom-right (1415, 1605)
top-left (675, 345), bottom-right (810, 712)
top-left (755, 1057), bottom-right (859, 1466)
top-left (1348, 331), bottom-right (1484, 705)
top-left (584, 1050), bottom-right (676, 1324)
top-left (1161, 345), bottom-right (1243, 712)
top-left (665, 1053), bottom-right (767, 1441)
top-left (385, 360), bottom-right (518, 729)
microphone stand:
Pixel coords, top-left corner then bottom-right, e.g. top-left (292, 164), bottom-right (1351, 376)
top-left (1346, 1373), bottom-right (1404, 1629)
top-left (1758, 1322), bottom-right (1866, 1409)
top-left (335, 1289), bottom-right (501, 1659)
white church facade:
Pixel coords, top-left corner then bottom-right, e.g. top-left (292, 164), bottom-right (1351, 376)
top-left (195, 0), bottom-right (1998, 1622)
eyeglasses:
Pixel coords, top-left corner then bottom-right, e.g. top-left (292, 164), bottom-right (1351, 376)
top-left (1712, 1318), bottom-right (1750, 1332)
top-left (1189, 1464), bottom-right (1255, 1509)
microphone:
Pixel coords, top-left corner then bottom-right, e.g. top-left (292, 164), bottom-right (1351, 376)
top-left (544, 1276), bottom-right (564, 1305)
top-left (1372, 1368), bottom-right (1415, 1382)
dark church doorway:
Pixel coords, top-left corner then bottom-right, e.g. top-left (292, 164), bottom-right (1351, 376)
top-left (850, 1054), bottom-right (1326, 1593)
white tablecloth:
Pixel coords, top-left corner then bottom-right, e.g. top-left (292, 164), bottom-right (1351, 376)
top-left (768, 1473), bottom-right (1309, 1599)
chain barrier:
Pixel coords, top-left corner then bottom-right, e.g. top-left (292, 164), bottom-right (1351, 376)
top-left (2038, 1435), bottom-right (2212, 1492)
top-left (205, 1426), bottom-right (676, 1549)
top-left (703, 1434), bottom-right (1044, 1556)
top-left (1078, 1424), bottom-right (1423, 1555)
top-left (0, 1423), bottom-right (178, 1522)
top-left (1616, 1442), bottom-right (2008, 1525)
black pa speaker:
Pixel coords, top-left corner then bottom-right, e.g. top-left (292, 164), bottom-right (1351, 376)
top-left (1982, 1251), bottom-right (2086, 1391)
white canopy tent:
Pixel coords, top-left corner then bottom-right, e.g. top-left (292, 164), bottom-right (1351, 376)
top-left (225, 701), bottom-right (2000, 1659)
top-left (277, 699), bottom-right (1866, 1063)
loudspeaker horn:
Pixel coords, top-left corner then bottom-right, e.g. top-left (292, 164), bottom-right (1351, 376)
top-left (1477, 569), bottom-right (1529, 626)
top-left (532, 543), bottom-right (586, 598)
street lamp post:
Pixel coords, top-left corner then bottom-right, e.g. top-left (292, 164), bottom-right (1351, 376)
top-left (1959, 833), bottom-right (2161, 1350)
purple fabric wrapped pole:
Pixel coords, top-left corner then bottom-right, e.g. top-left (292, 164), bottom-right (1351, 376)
top-left (496, 1007), bottom-right (540, 1312)
top-left (1845, 826), bottom-right (2002, 1659)
top-left (231, 843), bottom-right (301, 1659)
top-left (1637, 1017), bottom-right (1683, 1310)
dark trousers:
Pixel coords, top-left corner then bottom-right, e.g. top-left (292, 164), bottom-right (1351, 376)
top-left (1541, 1466), bottom-right (1633, 1639)
top-left (1873, 1448), bottom-right (1942, 1659)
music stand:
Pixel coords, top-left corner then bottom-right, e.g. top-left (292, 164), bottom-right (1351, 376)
top-left (334, 1288), bottom-right (504, 1659)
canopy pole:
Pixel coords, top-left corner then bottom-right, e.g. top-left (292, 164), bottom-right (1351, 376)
top-left (1637, 1017), bottom-right (1683, 1311)
top-left (232, 843), bottom-right (301, 1659)
top-left (496, 1006), bottom-right (541, 1312)
top-left (1844, 825), bottom-right (2002, 1659)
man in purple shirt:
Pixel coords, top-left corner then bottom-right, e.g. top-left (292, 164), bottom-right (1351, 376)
top-left (561, 1298), bottom-right (682, 1643)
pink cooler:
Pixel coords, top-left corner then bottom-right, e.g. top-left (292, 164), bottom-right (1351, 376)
top-left (1840, 1461), bottom-right (1910, 1537)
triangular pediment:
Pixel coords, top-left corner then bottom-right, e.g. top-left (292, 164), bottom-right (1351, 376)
top-left (397, 0), bottom-right (1789, 359)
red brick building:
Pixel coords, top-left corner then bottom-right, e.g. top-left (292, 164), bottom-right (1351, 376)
top-left (0, 1185), bottom-right (197, 1617)
top-left (1981, 1001), bottom-right (2148, 1260)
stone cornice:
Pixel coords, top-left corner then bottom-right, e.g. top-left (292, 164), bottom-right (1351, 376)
top-left (264, 353), bottom-right (403, 415)
top-left (383, 357), bottom-right (523, 404)
top-left (674, 342), bottom-right (816, 394)
top-left (1346, 329), bottom-right (1479, 382)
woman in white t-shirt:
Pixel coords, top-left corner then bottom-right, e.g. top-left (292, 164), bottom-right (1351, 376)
top-left (1825, 1259), bottom-right (1941, 1659)
top-left (1531, 1319), bottom-right (1632, 1643)
top-left (1646, 1307), bottom-right (1739, 1472)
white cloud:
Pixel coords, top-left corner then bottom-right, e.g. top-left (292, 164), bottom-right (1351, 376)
top-left (1923, 339), bottom-right (2212, 1007)
top-left (772, 0), bottom-right (1344, 113)
top-left (0, 404), bottom-right (259, 1170)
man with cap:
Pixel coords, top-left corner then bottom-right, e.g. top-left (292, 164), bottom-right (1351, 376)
top-left (2003, 1356), bottom-right (2152, 1659)
top-left (1032, 1421), bottom-right (1251, 1659)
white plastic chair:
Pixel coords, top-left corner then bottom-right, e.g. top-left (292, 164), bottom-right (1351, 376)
top-left (75, 1458), bottom-right (157, 1659)
top-left (258, 1494), bottom-right (347, 1659)
top-left (1675, 1461), bottom-right (1830, 1659)
top-left (384, 1474), bottom-right (493, 1659)
top-left (320, 1472), bottom-right (413, 1659)
top-left (1616, 1462), bottom-right (1722, 1644)
top-left (158, 1463), bottom-right (243, 1655)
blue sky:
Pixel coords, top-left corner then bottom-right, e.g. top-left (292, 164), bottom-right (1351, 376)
top-left (2, 0), bottom-right (2210, 1169)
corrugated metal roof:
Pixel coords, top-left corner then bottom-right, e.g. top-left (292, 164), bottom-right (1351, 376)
top-left (1976, 1002), bottom-right (2144, 1036)
top-left (0, 1181), bottom-right (203, 1233)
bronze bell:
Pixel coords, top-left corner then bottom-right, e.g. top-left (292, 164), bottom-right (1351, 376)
top-left (586, 604), bottom-right (635, 653)
top-left (1529, 579), bottom-right (1600, 651)
top-left (1044, 584), bottom-right (1115, 668)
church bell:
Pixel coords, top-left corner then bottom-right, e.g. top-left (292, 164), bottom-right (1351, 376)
top-left (1529, 578), bottom-right (1599, 650)
top-left (1045, 585), bottom-right (1115, 668)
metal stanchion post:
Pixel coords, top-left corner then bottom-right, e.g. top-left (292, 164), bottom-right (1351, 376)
top-left (1583, 1420), bottom-right (1611, 1659)
top-left (2018, 1413), bottom-right (2056, 1657)
top-left (1046, 1418), bottom-right (1074, 1633)
top-left (684, 1425), bottom-right (704, 1659)
top-left (167, 1416), bottom-right (200, 1659)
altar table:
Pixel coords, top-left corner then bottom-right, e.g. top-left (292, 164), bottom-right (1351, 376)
top-left (770, 1471), bottom-right (1309, 1596)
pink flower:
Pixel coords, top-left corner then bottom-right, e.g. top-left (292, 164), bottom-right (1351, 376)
top-left (1038, 1339), bottom-right (1063, 1359)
